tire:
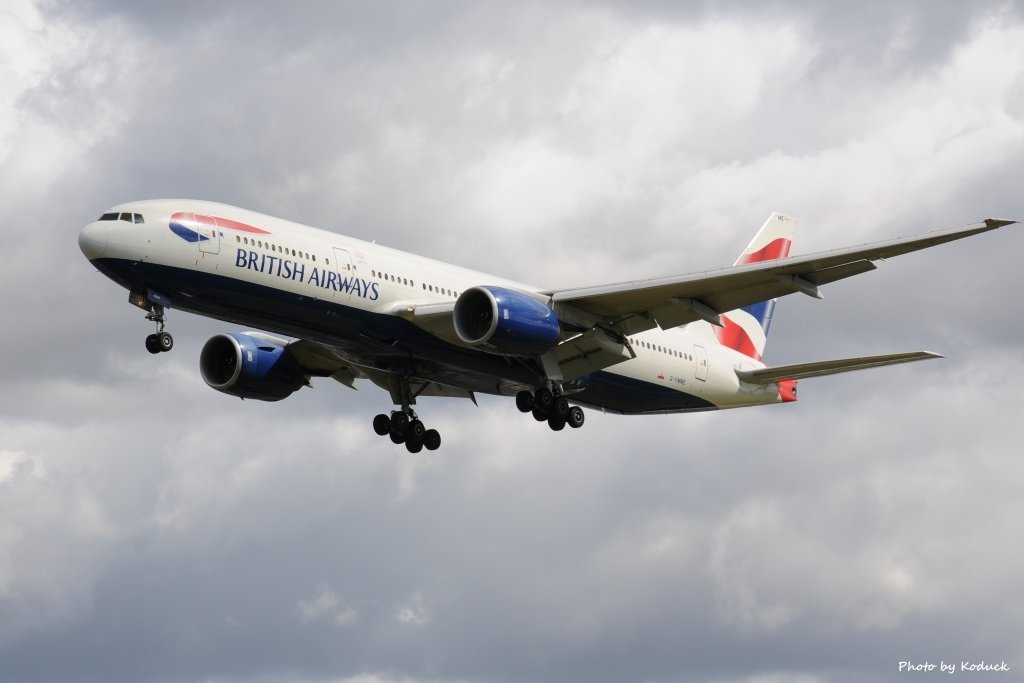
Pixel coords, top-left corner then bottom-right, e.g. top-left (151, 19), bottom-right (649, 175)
top-left (373, 414), bottom-right (391, 436)
top-left (409, 419), bottom-right (426, 440)
top-left (391, 412), bottom-right (409, 434)
top-left (532, 406), bottom-right (548, 422)
top-left (389, 431), bottom-right (406, 444)
top-left (567, 406), bottom-right (585, 429)
top-left (515, 390), bottom-right (535, 413)
top-left (145, 334), bottom-right (161, 354)
top-left (548, 415), bottom-right (566, 431)
top-left (553, 397), bottom-right (570, 418)
top-left (423, 429), bottom-right (441, 451)
top-left (405, 437), bottom-right (423, 453)
top-left (534, 387), bottom-right (554, 411)
top-left (157, 331), bottom-right (173, 352)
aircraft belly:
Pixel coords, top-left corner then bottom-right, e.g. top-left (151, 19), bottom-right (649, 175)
top-left (90, 258), bottom-right (722, 413)
top-left (90, 258), bottom-right (539, 395)
top-left (570, 370), bottom-right (717, 415)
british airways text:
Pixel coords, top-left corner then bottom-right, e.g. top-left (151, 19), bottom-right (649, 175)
top-left (234, 248), bottom-right (380, 300)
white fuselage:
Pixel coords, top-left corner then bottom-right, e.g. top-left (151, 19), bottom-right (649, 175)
top-left (79, 199), bottom-right (785, 414)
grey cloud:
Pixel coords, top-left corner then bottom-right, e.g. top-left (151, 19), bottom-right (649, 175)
top-left (3, 2), bottom-right (1024, 682)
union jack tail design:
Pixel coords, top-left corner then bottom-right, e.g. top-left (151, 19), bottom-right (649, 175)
top-left (714, 213), bottom-right (795, 360)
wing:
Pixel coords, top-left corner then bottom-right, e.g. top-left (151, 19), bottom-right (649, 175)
top-left (285, 337), bottom-right (477, 401)
top-left (549, 218), bottom-right (1016, 336)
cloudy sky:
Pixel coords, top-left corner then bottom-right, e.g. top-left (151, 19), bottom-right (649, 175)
top-left (3, 1), bottom-right (1024, 681)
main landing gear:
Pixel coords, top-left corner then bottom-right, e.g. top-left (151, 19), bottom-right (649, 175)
top-left (372, 409), bottom-right (442, 453)
top-left (515, 387), bottom-right (585, 432)
top-left (143, 305), bottom-right (173, 354)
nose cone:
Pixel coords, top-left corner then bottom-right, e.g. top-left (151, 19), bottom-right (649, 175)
top-left (78, 222), bottom-right (108, 259)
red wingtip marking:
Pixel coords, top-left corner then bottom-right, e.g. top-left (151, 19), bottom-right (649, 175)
top-left (738, 237), bottom-right (792, 265)
top-left (778, 379), bottom-right (798, 402)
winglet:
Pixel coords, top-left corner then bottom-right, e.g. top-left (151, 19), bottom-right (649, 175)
top-left (984, 218), bottom-right (1018, 229)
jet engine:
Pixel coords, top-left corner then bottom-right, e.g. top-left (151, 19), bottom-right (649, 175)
top-left (453, 286), bottom-right (560, 356)
top-left (200, 333), bottom-right (306, 401)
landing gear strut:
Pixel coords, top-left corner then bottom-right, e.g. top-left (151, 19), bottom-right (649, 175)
top-left (144, 305), bottom-right (173, 354)
top-left (516, 387), bottom-right (585, 432)
top-left (372, 376), bottom-right (442, 452)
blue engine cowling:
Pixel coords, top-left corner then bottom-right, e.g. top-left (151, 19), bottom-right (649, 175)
top-left (453, 286), bottom-right (560, 356)
top-left (199, 333), bottom-right (306, 401)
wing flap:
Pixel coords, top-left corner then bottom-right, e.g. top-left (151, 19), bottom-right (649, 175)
top-left (541, 326), bottom-right (636, 381)
top-left (736, 351), bottom-right (943, 384)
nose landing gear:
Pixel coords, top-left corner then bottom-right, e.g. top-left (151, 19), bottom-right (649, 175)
top-left (130, 290), bottom-right (174, 355)
top-left (144, 305), bottom-right (173, 354)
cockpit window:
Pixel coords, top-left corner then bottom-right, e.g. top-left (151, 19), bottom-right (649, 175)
top-left (98, 211), bottom-right (145, 223)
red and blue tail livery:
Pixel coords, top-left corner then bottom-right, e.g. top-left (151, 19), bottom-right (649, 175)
top-left (715, 212), bottom-right (794, 360)
top-left (79, 199), bottom-right (1016, 451)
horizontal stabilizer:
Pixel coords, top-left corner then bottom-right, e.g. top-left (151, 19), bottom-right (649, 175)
top-left (736, 351), bottom-right (943, 384)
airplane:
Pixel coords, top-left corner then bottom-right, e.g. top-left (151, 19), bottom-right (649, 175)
top-left (78, 200), bottom-right (1016, 452)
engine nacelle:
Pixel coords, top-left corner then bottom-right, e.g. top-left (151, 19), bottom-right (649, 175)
top-left (453, 286), bottom-right (560, 356)
top-left (200, 333), bottom-right (305, 401)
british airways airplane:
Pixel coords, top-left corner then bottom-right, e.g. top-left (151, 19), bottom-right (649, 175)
top-left (78, 200), bottom-right (1015, 452)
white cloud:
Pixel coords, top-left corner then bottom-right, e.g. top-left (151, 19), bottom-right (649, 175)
top-left (396, 592), bottom-right (431, 626)
top-left (296, 586), bottom-right (360, 627)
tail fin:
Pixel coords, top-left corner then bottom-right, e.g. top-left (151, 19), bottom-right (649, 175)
top-left (714, 213), bottom-right (795, 360)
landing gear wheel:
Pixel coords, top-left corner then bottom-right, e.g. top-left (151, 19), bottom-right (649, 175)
top-left (567, 406), bottom-right (585, 428)
top-left (534, 387), bottom-right (554, 411)
top-left (143, 301), bottom-right (172, 354)
top-left (389, 431), bottom-right (406, 444)
top-left (405, 437), bottom-right (424, 453)
top-left (515, 390), bottom-right (535, 413)
top-left (553, 397), bottom-right (570, 419)
top-left (391, 412), bottom-right (410, 435)
top-left (156, 331), bottom-right (173, 352)
top-left (532, 406), bottom-right (548, 422)
top-left (548, 415), bottom-right (566, 431)
top-left (423, 429), bottom-right (441, 451)
top-left (408, 419), bottom-right (426, 440)
top-left (373, 414), bottom-right (391, 436)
